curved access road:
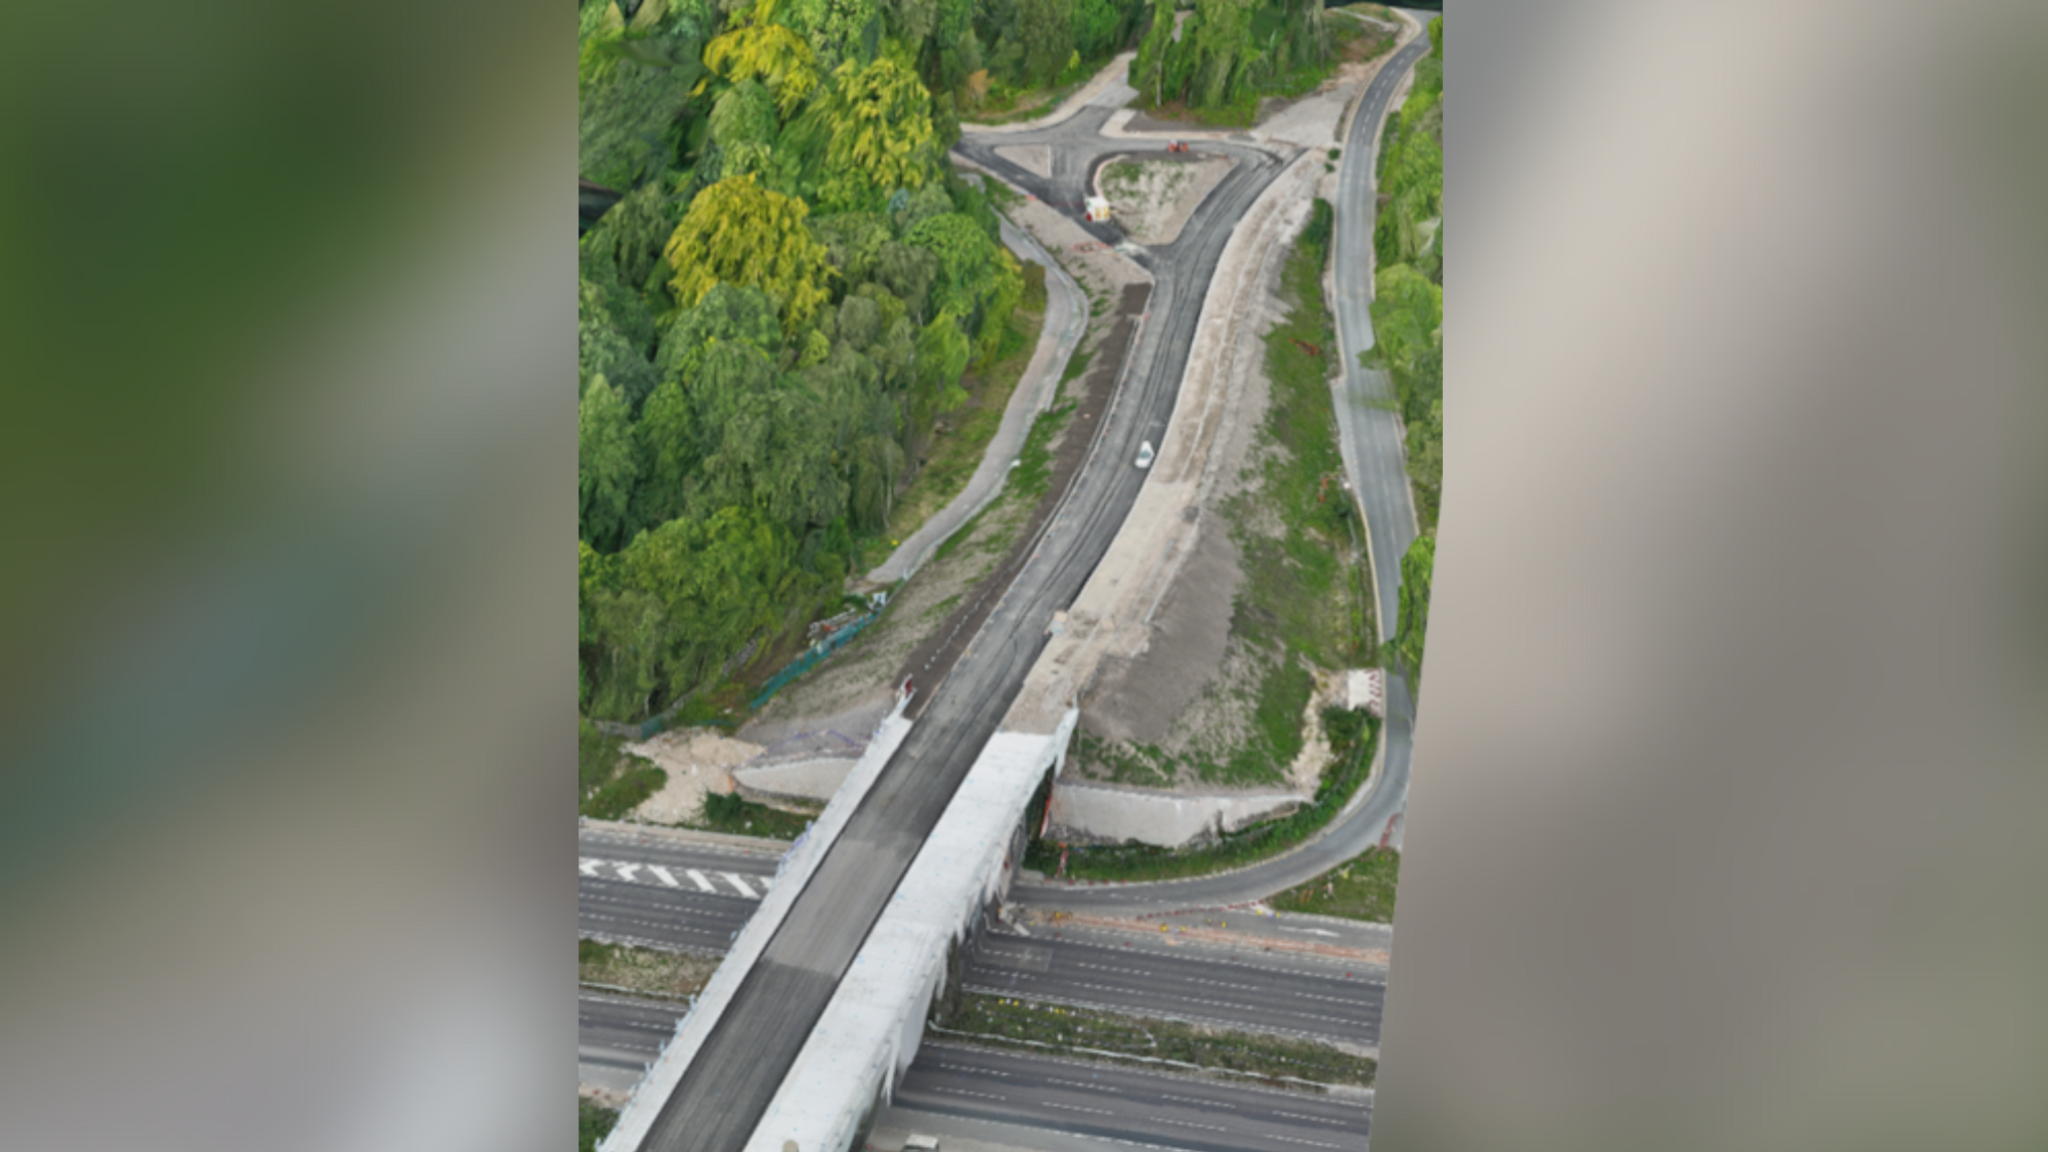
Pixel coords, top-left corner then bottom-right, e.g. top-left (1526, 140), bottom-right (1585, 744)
top-left (1011, 18), bottom-right (1435, 918)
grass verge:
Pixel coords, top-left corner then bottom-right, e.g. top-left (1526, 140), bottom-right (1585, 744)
top-left (684, 790), bottom-right (813, 840)
top-left (934, 992), bottom-right (1374, 1091)
top-left (1031, 708), bottom-right (1378, 882)
top-left (579, 719), bottom-right (665, 820)
top-left (578, 939), bottom-right (722, 999)
top-left (579, 1098), bottom-right (616, 1152)
top-left (1272, 847), bottom-right (1400, 922)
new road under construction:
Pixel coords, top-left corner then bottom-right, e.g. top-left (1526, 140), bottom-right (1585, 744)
top-left (596, 15), bottom-right (1435, 1150)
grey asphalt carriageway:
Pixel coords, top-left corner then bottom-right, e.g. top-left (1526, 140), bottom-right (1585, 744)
top-left (580, 991), bottom-right (1370, 1152)
top-left (1008, 21), bottom-right (1435, 919)
top-left (578, 824), bottom-right (782, 951)
top-left (628, 102), bottom-right (1297, 1152)
top-left (576, 854), bottom-right (1388, 1049)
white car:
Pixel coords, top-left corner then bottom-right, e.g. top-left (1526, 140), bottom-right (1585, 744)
top-left (1135, 440), bottom-right (1155, 469)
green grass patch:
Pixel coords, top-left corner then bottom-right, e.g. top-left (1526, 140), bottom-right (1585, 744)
top-left (935, 993), bottom-right (1374, 1090)
top-left (1009, 399), bottom-right (1077, 505)
top-left (579, 719), bottom-right (666, 820)
top-left (579, 939), bottom-right (722, 998)
top-left (1060, 343), bottom-right (1095, 387)
top-left (1225, 203), bottom-right (1371, 671)
top-left (688, 790), bottom-right (814, 840)
top-left (1273, 847), bottom-right (1400, 922)
top-left (1033, 709), bottom-right (1379, 882)
top-left (580, 1097), bottom-right (617, 1152)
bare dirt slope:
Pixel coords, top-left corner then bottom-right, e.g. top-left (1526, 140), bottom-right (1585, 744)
top-left (1098, 155), bottom-right (1234, 246)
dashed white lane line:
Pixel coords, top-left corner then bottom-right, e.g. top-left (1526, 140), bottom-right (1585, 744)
top-left (1268, 1135), bottom-right (1345, 1148)
top-left (1272, 1111), bottom-right (1330, 1122)
top-left (720, 872), bottom-right (757, 899)
top-left (1047, 1078), bottom-right (1122, 1093)
top-left (1161, 1094), bottom-right (1231, 1109)
top-left (930, 1086), bottom-right (1007, 1101)
top-left (685, 869), bottom-right (717, 893)
top-left (649, 865), bottom-right (679, 887)
top-left (1151, 1117), bottom-right (1228, 1132)
top-left (1042, 1102), bottom-right (1115, 1116)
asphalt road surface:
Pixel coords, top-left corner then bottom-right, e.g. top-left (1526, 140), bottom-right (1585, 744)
top-left (581, 989), bottom-right (687, 1091)
top-left (578, 827), bottom-right (781, 952)
top-left (581, 992), bottom-right (1369, 1152)
top-left (897, 1042), bottom-right (1371, 1152)
top-left (1010, 25), bottom-right (1435, 918)
top-left (632, 108), bottom-right (1295, 1152)
top-left (962, 929), bottom-right (1383, 1048)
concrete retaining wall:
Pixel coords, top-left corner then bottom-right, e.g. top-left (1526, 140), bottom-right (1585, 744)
top-left (1047, 780), bottom-right (1307, 847)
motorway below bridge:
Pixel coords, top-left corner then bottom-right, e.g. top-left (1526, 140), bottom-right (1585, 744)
top-left (580, 992), bottom-right (1370, 1152)
top-left (577, 857), bottom-right (1387, 1050)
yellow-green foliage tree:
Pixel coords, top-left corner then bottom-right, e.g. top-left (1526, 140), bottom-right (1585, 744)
top-left (701, 0), bottom-right (822, 116)
top-left (817, 56), bottom-right (937, 209)
top-left (664, 174), bottom-right (833, 326)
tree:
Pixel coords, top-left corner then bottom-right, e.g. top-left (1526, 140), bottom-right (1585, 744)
top-left (1367, 262), bottom-right (1441, 381)
top-left (1389, 531), bottom-right (1434, 690)
top-left (815, 57), bottom-right (937, 210)
top-left (707, 78), bottom-right (785, 183)
top-left (1017, 0), bottom-right (1076, 84)
top-left (1188, 0), bottom-right (1252, 109)
top-left (664, 173), bottom-right (833, 326)
top-left (579, 277), bottom-right (660, 409)
top-left (781, 0), bottom-right (883, 70)
top-left (622, 506), bottom-right (803, 700)
top-left (579, 376), bottom-right (639, 552)
top-left (1130, 0), bottom-right (1176, 106)
top-left (656, 282), bottom-right (783, 384)
top-left (702, 0), bottom-right (823, 116)
top-left (580, 540), bottom-right (668, 721)
top-left (1073, 0), bottom-right (1122, 58)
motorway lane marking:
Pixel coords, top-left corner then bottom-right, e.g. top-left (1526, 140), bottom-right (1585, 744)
top-left (929, 1086), bottom-right (1008, 1101)
top-left (1151, 1117), bottom-right (1228, 1132)
top-left (578, 857), bottom-right (768, 898)
top-left (1047, 1078), bottom-right (1123, 1093)
top-left (1161, 1094), bottom-right (1232, 1108)
top-left (1267, 1136), bottom-right (1346, 1149)
top-left (1041, 1102), bottom-right (1114, 1115)
top-left (1272, 1111), bottom-right (1333, 1122)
